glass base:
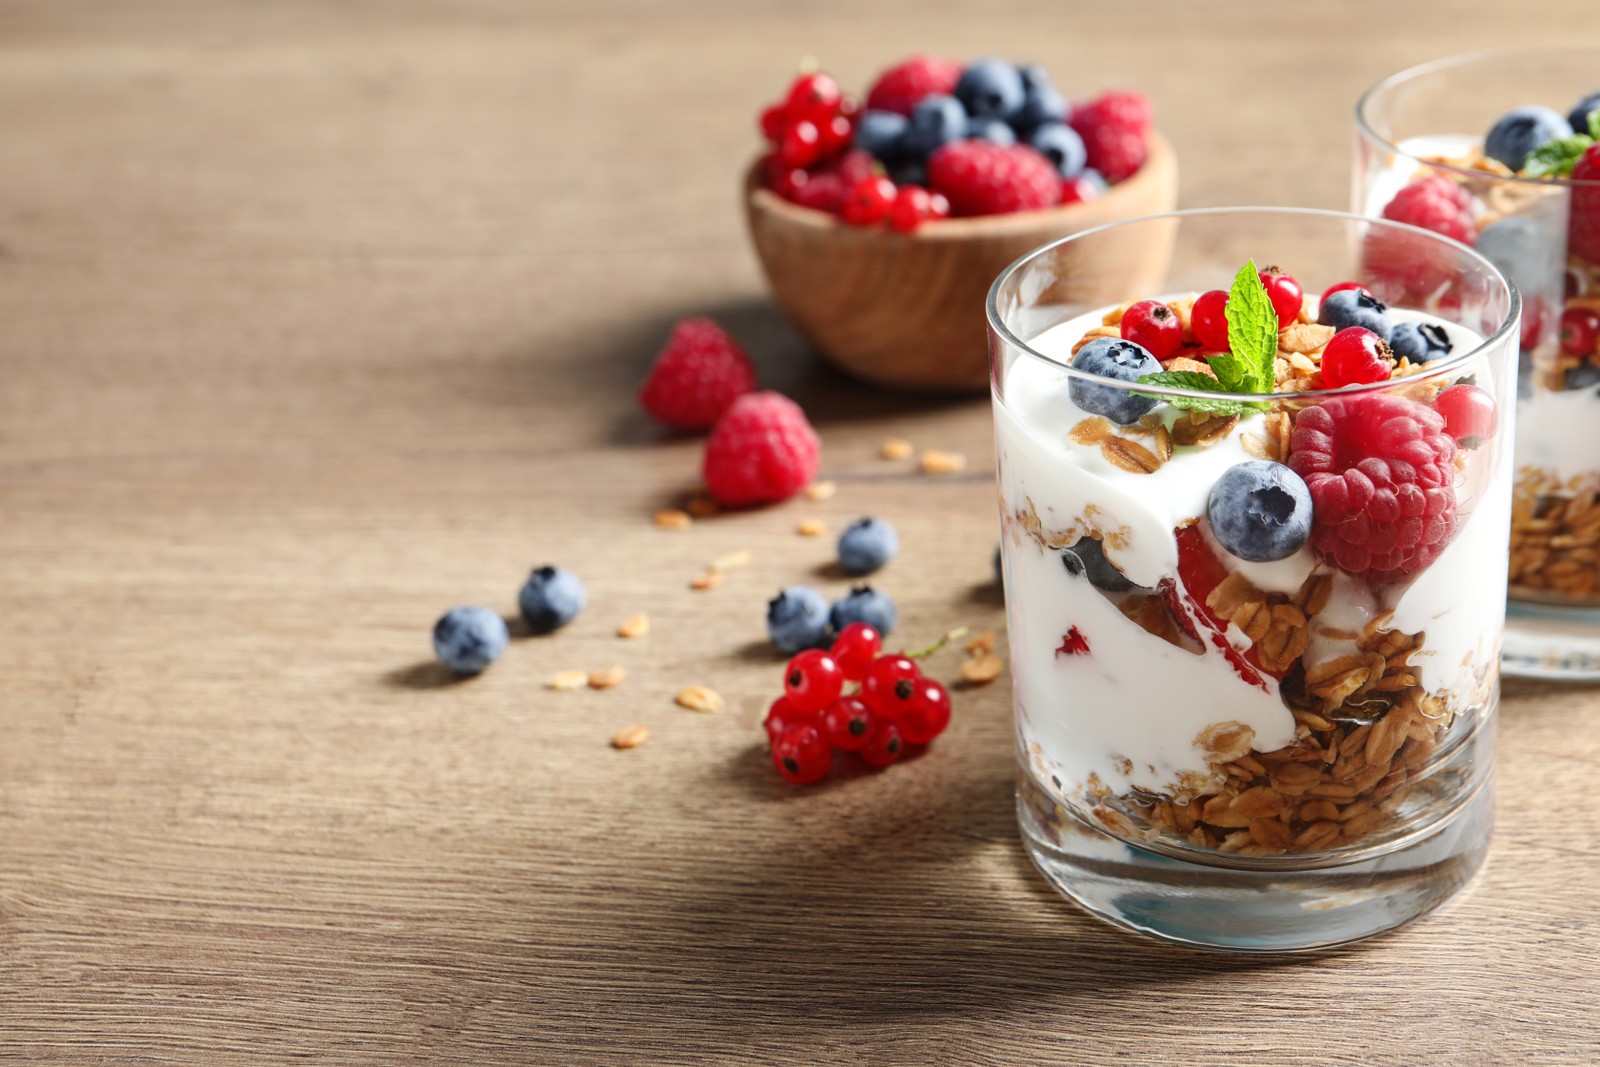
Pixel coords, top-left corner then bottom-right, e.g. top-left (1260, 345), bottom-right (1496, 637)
top-left (1019, 770), bottom-right (1493, 953)
top-left (1503, 601), bottom-right (1600, 681)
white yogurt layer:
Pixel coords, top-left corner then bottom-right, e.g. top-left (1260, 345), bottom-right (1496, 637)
top-left (998, 302), bottom-right (1503, 801)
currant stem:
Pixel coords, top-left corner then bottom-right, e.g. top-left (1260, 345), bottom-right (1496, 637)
top-left (906, 626), bottom-right (969, 661)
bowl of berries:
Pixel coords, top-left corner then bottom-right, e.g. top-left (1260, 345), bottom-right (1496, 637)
top-left (746, 56), bottom-right (1178, 392)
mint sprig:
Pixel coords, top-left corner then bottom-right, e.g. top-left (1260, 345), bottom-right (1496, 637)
top-left (1524, 110), bottom-right (1600, 179)
top-left (1134, 371), bottom-right (1258, 415)
top-left (1135, 260), bottom-right (1279, 414)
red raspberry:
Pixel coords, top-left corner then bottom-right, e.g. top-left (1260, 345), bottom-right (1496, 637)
top-left (638, 319), bottom-right (757, 431)
top-left (1287, 395), bottom-right (1458, 584)
top-left (864, 55), bottom-right (962, 117)
top-left (702, 391), bottom-right (821, 507)
top-left (1074, 90), bottom-right (1154, 135)
top-left (1380, 176), bottom-right (1476, 245)
top-left (1569, 143), bottom-right (1600, 264)
top-left (1070, 94), bottom-right (1151, 183)
top-left (926, 141), bottom-right (1062, 217)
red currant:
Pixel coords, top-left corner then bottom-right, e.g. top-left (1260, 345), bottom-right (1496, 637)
top-left (926, 191), bottom-right (950, 220)
top-left (861, 654), bottom-right (921, 721)
top-left (1191, 289), bottom-right (1231, 352)
top-left (842, 176), bottom-right (897, 227)
top-left (859, 717), bottom-right (904, 768)
top-left (783, 649), bottom-right (844, 714)
top-left (777, 120), bottom-right (822, 168)
top-left (898, 679), bottom-right (951, 745)
top-left (1061, 176), bottom-right (1100, 204)
top-left (1259, 269), bottom-right (1303, 329)
top-left (764, 695), bottom-right (813, 743)
top-left (889, 186), bottom-right (933, 233)
top-left (784, 72), bottom-right (842, 123)
top-left (1321, 281), bottom-right (1370, 305)
top-left (821, 696), bottom-right (874, 752)
top-left (1119, 299), bottom-right (1182, 360)
top-left (1321, 327), bottom-right (1394, 388)
top-left (760, 104), bottom-right (791, 143)
top-left (817, 114), bottom-right (854, 156)
top-left (828, 622), bottom-right (883, 680)
top-left (1560, 307), bottom-right (1600, 357)
top-left (1434, 384), bottom-right (1497, 445)
top-left (772, 722), bottom-right (831, 784)
top-left (759, 153), bottom-right (808, 200)
top-left (1522, 299), bottom-right (1546, 352)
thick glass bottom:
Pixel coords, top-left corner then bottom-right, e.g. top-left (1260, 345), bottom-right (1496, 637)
top-left (1503, 600), bottom-right (1600, 681)
top-left (1018, 766), bottom-right (1492, 953)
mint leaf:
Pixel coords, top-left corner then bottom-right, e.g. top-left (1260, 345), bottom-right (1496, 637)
top-left (1135, 370), bottom-right (1260, 415)
top-left (1590, 109), bottom-right (1600, 141)
top-left (1213, 259), bottom-right (1278, 396)
top-left (1525, 133), bottom-right (1593, 178)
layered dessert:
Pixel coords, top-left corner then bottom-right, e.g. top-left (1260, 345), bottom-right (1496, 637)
top-left (1359, 91), bottom-right (1600, 604)
top-left (997, 264), bottom-right (1508, 858)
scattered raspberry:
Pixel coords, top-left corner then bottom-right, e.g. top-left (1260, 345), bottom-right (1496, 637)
top-left (1074, 90), bottom-right (1153, 135)
top-left (1287, 395), bottom-right (1458, 583)
top-left (1570, 143), bottom-right (1600, 264)
top-left (864, 55), bottom-right (963, 117)
top-left (638, 319), bottom-right (757, 431)
top-left (702, 391), bottom-right (821, 507)
top-left (1380, 176), bottom-right (1476, 245)
top-left (926, 141), bottom-right (1062, 217)
top-left (1054, 626), bottom-right (1090, 656)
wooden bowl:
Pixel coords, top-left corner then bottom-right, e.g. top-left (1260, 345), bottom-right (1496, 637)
top-left (744, 133), bottom-right (1178, 393)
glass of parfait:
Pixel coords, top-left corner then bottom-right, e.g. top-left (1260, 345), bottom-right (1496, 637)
top-left (987, 207), bottom-right (1518, 952)
top-left (1355, 47), bottom-right (1600, 678)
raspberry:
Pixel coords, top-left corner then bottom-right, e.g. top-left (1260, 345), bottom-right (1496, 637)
top-left (1069, 93), bottom-right (1152, 183)
top-left (638, 319), bottom-right (757, 431)
top-left (1569, 144), bottom-right (1600, 264)
top-left (1380, 176), bottom-right (1476, 245)
top-left (702, 391), bottom-right (821, 507)
top-left (1074, 90), bottom-right (1153, 135)
top-left (926, 141), bottom-right (1062, 217)
top-left (865, 55), bottom-right (963, 117)
top-left (1287, 395), bottom-right (1458, 583)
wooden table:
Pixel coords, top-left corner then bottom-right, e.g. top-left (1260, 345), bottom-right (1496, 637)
top-left (3, 3), bottom-right (1597, 1063)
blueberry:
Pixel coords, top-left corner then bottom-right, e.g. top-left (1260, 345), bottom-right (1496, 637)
top-left (1017, 63), bottom-right (1051, 93)
top-left (887, 159), bottom-right (928, 187)
top-left (1014, 81), bottom-right (1069, 134)
top-left (837, 517), bottom-right (899, 575)
top-left (1068, 337), bottom-right (1162, 425)
top-left (954, 59), bottom-right (1026, 120)
top-left (1206, 461), bottom-right (1313, 563)
top-left (1387, 322), bottom-right (1452, 364)
top-left (829, 585), bottom-right (897, 637)
top-left (432, 606), bottom-right (509, 675)
top-left (766, 585), bottom-right (830, 653)
top-left (1027, 122), bottom-right (1086, 178)
top-left (965, 116), bottom-right (1016, 146)
top-left (1565, 362), bottom-right (1600, 391)
top-left (1078, 169), bottom-right (1108, 195)
top-left (1484, 106), bottom-right (1572, 172)
top-left (517, 565), bottom-right (586, 633)
top-left (1061, 536), bottom-right (1134, 593)
top-left (903, 94), bottom-right (967, 158)
top-left (1568, 91), bottom-right (1600, 137)
top-left (853, 109), bottom-right (909, 161)
top-left (1317, 288), bottom-right (1392, 340)
top-left (1475, 215), bottom-right (1563, 296)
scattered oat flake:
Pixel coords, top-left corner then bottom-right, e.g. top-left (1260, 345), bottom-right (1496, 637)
top-left (548, 669), bottom-right (588, 691)
top-left (796, 518), bottom-right (827, 537)
top-left (880, 438), bottom-right (913, 460)
top-left (712, 548), bottom-right (752, 571)
top-left (588, 665), bottom-right (626, 689)
top-left (675, 686), bottom-right (725, 713)
top-left (965, 631), bottom-right (997, 655)
top-left (618, 613), bottom-right (650, 638)
top-left (1055, 627), bottom-right (1091, 657)
top-left (920, 450), bottom-right (967, 474)
top-left (690, 570), bottom-right (724, 591)
top-left (653, 508), bottom-right (691, 530)
top-left (961, 653), bottom-right (1004, 684)
top-left (805, 480), bottom-right (837, 501)
top-left (612, 724), bottom-right (650, 749)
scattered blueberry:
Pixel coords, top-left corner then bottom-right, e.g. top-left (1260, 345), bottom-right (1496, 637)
top-left (1014, 79), bottom-right (1069, 133)
top-left (954, 59), bottom-right (1026, 120)
top-left (1068, 337), bottom-right (1162, 425)
top-left (517, 565), bottom-right (586, 633)
top-left (1475, 215), bottom-right (1563, 295)
top-left (1317, 288), bottom-right (1392, 340)
top-left (1564, 362), bottom-right (1600, 390)
top-left (1387, 322), bottom-right (1453, 364)
top-left (903, 94), bottom-right (967, 158)
top-left (853, 110), bottom-right (909, 161)
top-left (965, 116), bottom-right (1016, 146)
top-left (1061, 536), bottom-right (1135, 593)
top-left (1207, 461), bottom-right (1314, 563)
top-left (837, 517), bottom-right (899, 575)
top-left (1568, 91), bottom-right (1600, 137)
top-left (766, 585), bottom-right (830, 653)
top-left (1484, 106), bottom-right (1572, 171)
top-left (829, 585), bottom-right (897, 637)
top-left (1027, 122), bottom-right (1086, 178)
top-left (432, 606), bottom-right (509, 675)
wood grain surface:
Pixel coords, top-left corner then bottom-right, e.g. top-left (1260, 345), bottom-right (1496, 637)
top-left (1, 3), bottom-right (1597, 1064)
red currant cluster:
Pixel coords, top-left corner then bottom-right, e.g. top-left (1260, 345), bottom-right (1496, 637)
top-left (764, 622), bottom-right (952, 784)
top-left (759, 72), bottom-right (858, 173)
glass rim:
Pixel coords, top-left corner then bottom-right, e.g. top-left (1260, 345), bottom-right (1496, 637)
top-left (984, 205), bottom-right (1521, 405)
top-left (1354, 46), bottom-right (1600, 192)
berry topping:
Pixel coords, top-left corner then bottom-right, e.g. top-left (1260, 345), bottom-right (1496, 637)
top-left (1380, 176), bottom-right (1476, 246)
top-left (784, 648), bottom-right (844, 714)
top-left (766, 585), bottom-right (830, 653)
top-left (1206, 461), bottom-right (1314, 563)
top-left (926, 140), bottom-right (1062, 217)
top-left (852, 110), bottom-right (909, 160)
top-left (1191, 289), bottom-right (1231, 352)
top-left (1026, 122), bottom-right (1087, 178)
top-left (765, 696), bottom-right (814, 744)
top-left (1561, 307), bottom-right (1600, 357)
top-left (1320, 328), bottom-right (1395, 389)
top-left (898, 679), bottom-right (952, 744)
top-left (1387, 321), bottom-right (1453, 364)
top-left (1568, 91), bottom-right (1600, 136)
top-left (1570, 144), bottom-right (1600, 264)
top-left (1060, 535), bottom-right (1135, 593)
top-left (517, 565), bottom-right (587, 633)
top-left (1320, 281), bottom-right (1370, 305)
top-left (1287, 395), bottom-right (1458, 583)
top-left (828, 621), bottom-right (883, 680)
top-left (1565, 362), bottom-right (1600, 390)
top-left (1317, 288), bottom-right (1392, 340)
top-left (1434, 384), bottom-right (1497, 446)
top-left (702, 391), bottom-right (820, 507)
top-left (837, 517), bottom-right (899, 575)
top-left (1118, 299), bottom-right (1183, 360)
top-left (1054, 626), bottom-right (1091, 657)
top-left (1484, 105), bottom-right (1573, 171)
top-left (432, 606), bottom-right (509, 675)
top-left (858, 718), bottom-right (905, 768)
top-left (829, 584), bottom-right (897, 637)
top-left (1067, 337), bottom-right (1161, 425)
top-left (772, 722), bottom-right (832, 784)
top-left (1258, 268), bottom-right (1303, 329)
top-left (865, 55), bottom-right (964, 117)
top-left (861, 654), bottom-right (921, 719)
top-left (842, 175), bottom-right (898, 226)
top-left (821, 696), bottom-right (875, 751)
top-left (638, 318), bottom-right (758, 431)
top-left (954, 59), bottom-right (1026, 120)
